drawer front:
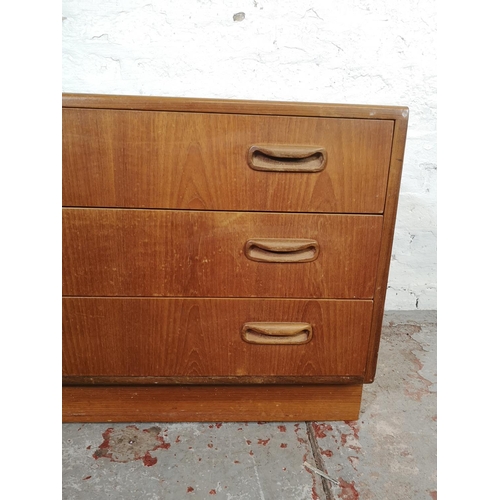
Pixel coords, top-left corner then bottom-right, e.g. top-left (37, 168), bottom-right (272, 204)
top-left (62, 108), bottom-right (393, 213)
top-left (62, 298), bottom-right (373, 378)
top-left (63, 209), bottom-right (383, 298)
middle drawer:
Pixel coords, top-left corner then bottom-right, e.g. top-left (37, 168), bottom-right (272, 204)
top-left (63, 208), bottom-right (383, 299)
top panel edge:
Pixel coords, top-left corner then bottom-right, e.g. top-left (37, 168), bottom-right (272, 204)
top-left (62, 93), bottom-right (409, 121)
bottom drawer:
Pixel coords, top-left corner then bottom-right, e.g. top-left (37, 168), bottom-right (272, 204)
top-left (63, 298), bottom-right (373, 380)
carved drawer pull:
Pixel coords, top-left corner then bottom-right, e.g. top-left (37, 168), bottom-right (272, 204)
top-left (248, 145), bottom-right (327, 172)
top-left (244, 238), bottom-right (319, 263)
top-left (242, 322), bottom-right (313, 345)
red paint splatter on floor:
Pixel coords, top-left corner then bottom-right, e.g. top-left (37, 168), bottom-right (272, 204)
top-left (338, 478), bottom-right (359, 500)
top-left (404, 354), bottom-right (433, 401)
top-left (278, 425), bottom-right (286, 432)
top-left (311, 486), bottom-right (320, 500)
top-left (258, 438), bottom-right (270, 446)
top-left (347, 456), bottom-right (359, 471)
top-left (83, 476), bottom-right (91, 481)
top-left (207, 443), bottom-right (214, 448)
top-left (209, 489), bottom-right (216, 495)
top-left (93, 426), bottom-right (171, 466)
top-left (293, 424), bottom-right (307, 444)
top-left (249, 450), bottom-right (254, 456)
top-left (280, 443), bottom-right (287, 448)
top-left (345, 421), bottom-right (360, 439)
top-left (429, 491), bottom-right (437, 500)
top-left (312, 422), bottom-right (333, 438)
top-left (86, 445), bottom-right (91, 450)
top-left (234, 460), bottom-right (240, 464)
top-left (321, 449), bottom-right (333, 457)
top-left (340, 434), bottom-right (361, 453)
top-left (175, 436), bottom-right (181, 443)
top-left (246, 440), bottom-right (252, 445)
top-left (305, 461), bottom-right (321, 500)
top-left (187, 486), bottom-right (194, 493)
top-left (215, 422), bottom-right (223, 428)
top-left (339, 421), bottom-right (362, 452)
top-left (142, 452), bottom-right (157, 467)
top-left (92, 427), bottom-right (113, 460)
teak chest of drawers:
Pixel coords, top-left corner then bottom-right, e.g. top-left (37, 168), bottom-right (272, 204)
top-left (62, 94), bottom-right (408, 423)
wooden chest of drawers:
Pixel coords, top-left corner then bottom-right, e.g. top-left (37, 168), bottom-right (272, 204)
top-left (62, 94), bottom-right (408, 422)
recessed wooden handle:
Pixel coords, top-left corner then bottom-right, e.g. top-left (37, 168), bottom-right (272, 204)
top-left (242, 322), bottom-right (313, 345)
top-left (244, 238), bottom-right (319, 263)
top-left (247, 145), bottom-right (327, 172)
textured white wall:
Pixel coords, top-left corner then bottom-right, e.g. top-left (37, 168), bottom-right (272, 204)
top-left (62, 0), bottom-right (437, 310)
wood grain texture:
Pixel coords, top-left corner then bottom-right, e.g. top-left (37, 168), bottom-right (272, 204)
top-left (60, 94), bottom-right (409, 421)
top-left (62, 384), bottom-right (363, 422)
top-left (62, 209), bottom-right (383, 298)
top-left (62, 298), bottom-right (373, 378)
top-left (63, 375), bottom-right (363, 385)
top-left (62, 108), bottom-right (393, 213)
top-left (365, 113), bottom-right (409, 382)
top-left (62, 93), bottom-right (408, 121)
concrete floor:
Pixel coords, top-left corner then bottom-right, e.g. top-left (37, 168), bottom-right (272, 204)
top-left (62, 311), bottom-right (437, 500)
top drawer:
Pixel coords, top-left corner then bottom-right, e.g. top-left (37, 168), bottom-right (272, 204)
top-left (62, 108), bottom-right (393, 213)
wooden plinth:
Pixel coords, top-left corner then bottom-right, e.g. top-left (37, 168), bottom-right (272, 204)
top-left (62, 384), bottom-right (363, 423)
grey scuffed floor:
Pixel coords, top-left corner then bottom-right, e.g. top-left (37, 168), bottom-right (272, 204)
top-left (62, 311), bottom-right (437, 499)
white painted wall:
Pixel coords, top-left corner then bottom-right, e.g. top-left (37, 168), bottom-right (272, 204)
top-left (62, 0), bottom-right (437, 310)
